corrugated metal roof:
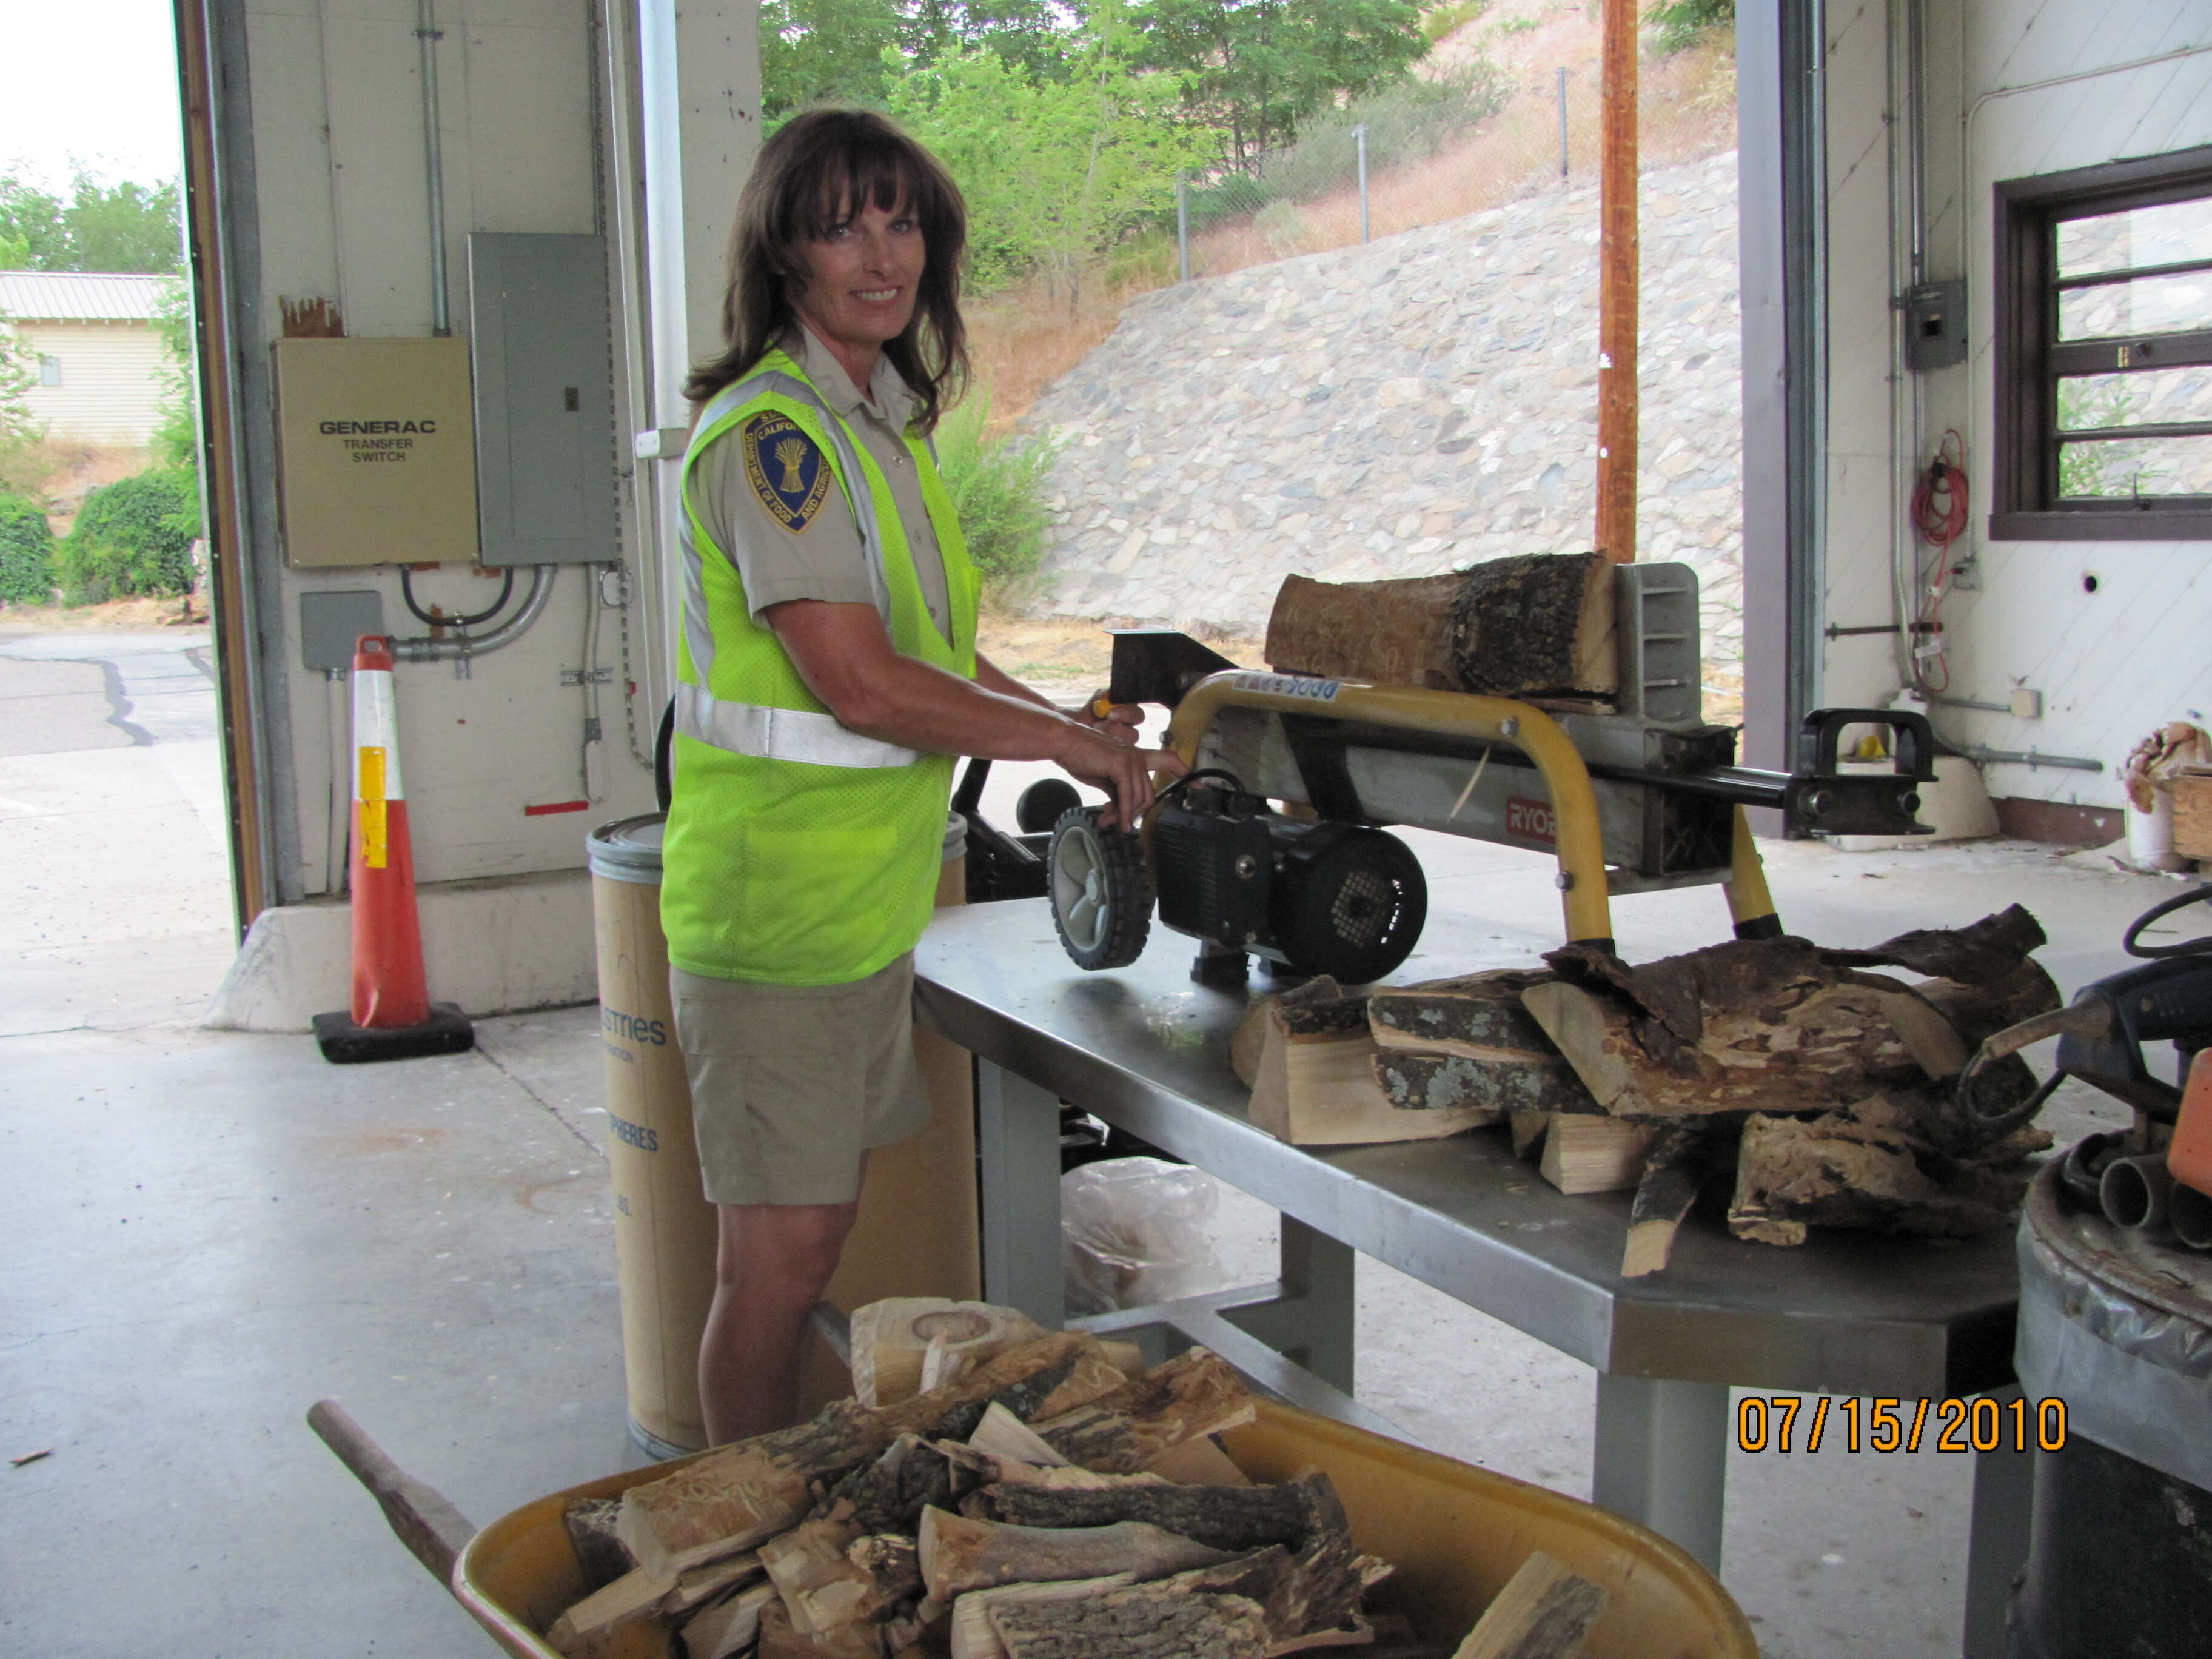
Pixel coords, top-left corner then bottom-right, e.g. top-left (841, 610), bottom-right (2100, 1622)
top-left (0, 271), bottom-right (170, 323)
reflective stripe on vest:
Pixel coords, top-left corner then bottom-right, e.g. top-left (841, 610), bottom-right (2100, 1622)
top-left (672, 680), bottom-right (919, 769)
top-left (675, 368), bottom-right (914, 769)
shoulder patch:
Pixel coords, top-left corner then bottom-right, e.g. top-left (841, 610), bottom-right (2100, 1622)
top-left (741, 413), bottom-right (833, 533)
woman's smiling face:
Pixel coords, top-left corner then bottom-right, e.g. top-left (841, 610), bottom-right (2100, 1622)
top-left (789, 190), bottom-right (927, 369)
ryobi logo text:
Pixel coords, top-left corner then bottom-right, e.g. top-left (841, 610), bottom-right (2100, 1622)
top-left (601, 1005), bottom-right (669, 1045)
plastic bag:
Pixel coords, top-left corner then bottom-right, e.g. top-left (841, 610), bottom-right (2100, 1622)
top-left (1061, 1156), bottom-right (1227, 1316)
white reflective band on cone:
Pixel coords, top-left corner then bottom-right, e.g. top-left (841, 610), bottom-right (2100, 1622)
top-left (352, 669), bottom-right (404, 801)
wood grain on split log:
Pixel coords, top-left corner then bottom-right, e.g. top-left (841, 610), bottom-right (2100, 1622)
top-left (680, 1580), bottom-right (779, 1659)
top-left (544, 1564), bottom-right (677, 1655)
top-left (1252, 1007), bottom-right (1494, 1146)
top-left (977, 1467), bottom-right (1344, 1555)
top-left (917, 1506), bottom-right (1235, 1602)
top-left (1446, 555), bottom-right (1617, 700)
top-left (1537, 1116), bottom-right (1655, 1195)
top-left (939, 1443), bottom-right (1172, 1495)
top-left (1620, 1126), bottom-right (1708, 1278)
top-left (1142, 1432), bottom-right (1254, 1486)
top-left (850, 1299), bottom-right (1049, 1409)
top-left (968, 1403), bottom-right (1071, 1467)
top-left (1265, 573), bottom-right (1468, 689)
top-left (757, 1595), bottom-right (878, 1659)
top-left (1033, 1347), bottom-right (1258, 1473)
top-left (760, 1517), bottom-right (877, 1637)
top-left (1450, 1550), bottom-right (1607, 1659)
top-left (1510, 1110), bottom-right (1552, 1161)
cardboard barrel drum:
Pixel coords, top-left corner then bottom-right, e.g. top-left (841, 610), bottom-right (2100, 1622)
top-left (588, 813), bottom-right (716, 1456)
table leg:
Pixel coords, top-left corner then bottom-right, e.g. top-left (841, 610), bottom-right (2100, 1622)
top-left (1962, 1384), bottom-right (2033, 1659)
top-left (974, 1059), bottom-right (1064, 1328)
top-left (1218, 1216), bottom-right (1357, 1396)
top-left (1591, 1373), bottom-right (1728, 1572)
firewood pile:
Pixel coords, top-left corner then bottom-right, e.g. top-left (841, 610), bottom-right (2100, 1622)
top-left (543, 1298), bottom-right (1614, 1659)
top-left (1236, 907), bottom-right (2062, 1276)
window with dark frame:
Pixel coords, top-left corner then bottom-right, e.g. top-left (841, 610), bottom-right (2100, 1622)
top-left (1992, 144), bottom-right (2212, 541)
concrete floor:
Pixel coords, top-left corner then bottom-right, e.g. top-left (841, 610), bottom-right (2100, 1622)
top-left (0, 634), bottom-right (2188, 1658)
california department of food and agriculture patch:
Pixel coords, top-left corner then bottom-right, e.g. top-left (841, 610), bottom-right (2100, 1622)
top-left (742, 413), bottom-right (832, 532)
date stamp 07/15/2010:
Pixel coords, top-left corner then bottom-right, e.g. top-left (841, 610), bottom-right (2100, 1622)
top-left (1735, 1395), bottom-right (2068, 1455)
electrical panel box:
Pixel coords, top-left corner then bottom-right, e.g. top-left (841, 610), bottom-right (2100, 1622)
top-left (1903, 280), bottom-right (1968, 371)
top-left (298, 589), bottom-right (387, 672)
top-left (467, 232), bottom-right (621, 565)
top-left (275, 337), bottom-right (481, 568)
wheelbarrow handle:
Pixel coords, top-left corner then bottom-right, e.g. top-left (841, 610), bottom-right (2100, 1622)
top-left (307, 1398), bottom-right (478, 1589)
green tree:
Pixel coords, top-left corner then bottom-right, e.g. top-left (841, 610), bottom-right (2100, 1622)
top-left (1644, 0), bottom-right (1732, 54)
top-left (905, 0), bottom-right (1086, 82)
top-left (0, 172), bottom-right (181, 273)
top-left (56, 468), bottom-right (201, 605)
top-left (1131, 0), bottom-right (1429, 168)
top-left (760, 0), bottom-right (908, 115)
top-left (890, 2), bottom-right (1208, 306)
top-left (0, 312), bottom-right (43, 499)
top-left (150, 275), bottom-right (201, 471)
top-left (0, 495), bottom-right (56, 605)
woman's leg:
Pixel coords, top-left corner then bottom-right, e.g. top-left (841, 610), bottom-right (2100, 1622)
top-left (697, 1158), bottom-right (866, 1443)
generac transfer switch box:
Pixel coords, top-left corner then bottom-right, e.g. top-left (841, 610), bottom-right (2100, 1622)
top-left (275, 337), bottom-right (480, 568)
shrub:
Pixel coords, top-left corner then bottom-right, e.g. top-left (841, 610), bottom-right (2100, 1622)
top-left (1258, 62), bottom-right (1514, 204)
top-left (56, 467), bottom-right (201, 605)
top-left (1645, 0), bottom-right (1732, 55)
top-left (934, 386), bottom-right (1066, 588)
top-left (1421, 0), bottom-right (1489, 44)
top-left (0, 494), bottom-right (55, 605)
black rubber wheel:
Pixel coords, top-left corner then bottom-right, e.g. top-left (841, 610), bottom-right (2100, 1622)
top-left (1273, 826), bottom-right (1427, 983)
top-left (1016, 777), bottom-right (1084, 834)
top-left (1047, 806), bottom-right (1154, 970)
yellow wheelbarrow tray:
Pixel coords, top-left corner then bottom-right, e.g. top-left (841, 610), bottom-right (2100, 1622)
top-left (315, 1394), bottom-right (1757, 1658)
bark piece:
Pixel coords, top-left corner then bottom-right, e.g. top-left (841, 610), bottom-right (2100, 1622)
top-left (1727, 1096), bottom-right (2033, 1245)
top-left (563, 1496), bottom-right (634, 1595)
top-left (851, 1300), bottom-right (1050, 1409)
top-left (917, 1507), bottom-right (1235, 1602)
top-left (1524, 940), bottom-right (1967, 1121)
top-left (977, 1467), bottom-right (1344, 1555)
top-left (1265, 572), bottom-right (1469, 689)
top-left (1367, 971), bottom-right (1561, 1059)
top-left (822, 1434), bottom-right (962, 1538)
top-left (1537, 1116), bottom-right (1656, 1196)
top-left (1451, 1550), bottom-right (1606, 1659)
top-left (949, 1574), bottom-right (1139, 1659)
top-left (1251, 1006), bottom-right (1493, 1146)
top-left (1372, 1050), bottom-right (1576, 1119)
top-left (1032, 1347), bottom-right (1258, 1473)
top-left (990, 1583), bottom-right (1275, 1657)
top-left (1446, 554), bottom-right (1618, 700)
top-left (1619, 1125), bottom-right (1708, 1278)
top-left (682, 1580), bottom-right (779, 1659)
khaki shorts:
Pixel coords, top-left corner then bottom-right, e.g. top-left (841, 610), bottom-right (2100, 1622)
top-left (670, 953), bottom-right (930, 1207)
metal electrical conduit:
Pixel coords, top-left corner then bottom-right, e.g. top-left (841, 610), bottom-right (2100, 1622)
top-left (390, 564), bottom-right (558, 661)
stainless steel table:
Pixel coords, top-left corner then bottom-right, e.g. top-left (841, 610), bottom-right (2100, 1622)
top-left (914, 899), bottom-right (2031, 1656)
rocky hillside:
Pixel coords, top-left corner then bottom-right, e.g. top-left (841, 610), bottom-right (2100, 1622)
top-left (1019, 150), bottom-right (1744, 705)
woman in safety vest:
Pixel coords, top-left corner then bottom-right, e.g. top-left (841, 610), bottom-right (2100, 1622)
top-left (663, 107), bottom-right (1184, 1443)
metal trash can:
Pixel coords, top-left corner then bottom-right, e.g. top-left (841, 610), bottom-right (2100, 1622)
top-left (587, 811), bottom-right (716, 1458)
top-left (2009, 1161), bottom-right (2212, 1658)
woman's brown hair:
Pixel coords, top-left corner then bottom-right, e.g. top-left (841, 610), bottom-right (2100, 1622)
top-left (685, 108), bottom-right (970, 431)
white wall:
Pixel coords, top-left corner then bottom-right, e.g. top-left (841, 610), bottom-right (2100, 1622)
top-left (1821, 0), bottom-right (2212, 815)
top-left (241, 0), bottom-right (665, 899)
top-left (12, 320), bottom-right (167, 447)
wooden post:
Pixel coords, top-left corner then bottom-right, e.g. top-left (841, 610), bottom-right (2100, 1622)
top-left (1596, 0), bottom-right (1639, 564)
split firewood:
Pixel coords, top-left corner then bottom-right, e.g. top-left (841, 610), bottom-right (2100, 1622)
top-left (1537, 1116), bottom-right (1656, 1196)
top-left (1619, 1126), bottom-right (1709, 1278)
top-left (1510, 1110), bottom-right (1552, 1161)
top-left (619, 1334), bottom-right (1097, 1577)
top-left (917, 1507), bottom-right (1236, 1601)
top-left (1727, 1096), bottom-right (2034, 1246)
top-left (544, 1565), bottom-right (675, 1657)
top-left (1451, 1550), bottom-right (1606, 1659)
top-left (1524, 938), bottom-right (1968, 1121)
top-left (968, 1403), bottom-right (1071, 1468)
top-left (820, 1435), bottom-right (962, 1538)
top-left (1233, 978), bottom-right (1348, 1086)
top-left (681, 1579), bottom-right (780, 1659)
top-left (1144, 1432), bottom-right (1255, 1486)
top-left (665, 1551), bottom-right (767, 1619)
top-left (974, 1466), bottom-right (1346, 1555)
top-left (757, 1594), bottom-right (879, 1659)
top-left (1252, 1000), bottom-right (1493, 1146)
top-left (760, 1517), bottom-right (874, 1637)
top-left (1033, 1347), bottom-right (1258, 1473)
top-left (851, 1299), bottom-right (1051, 1409)
top-left (1368, 971), bottom-right (1562, 1061)
top-left (562, 1496), bottom-right (634, 1595)
top-left (939, 1443), bottom-right (1171, 1496)
top-left (949, 1574), bottom-right (1139, 1659)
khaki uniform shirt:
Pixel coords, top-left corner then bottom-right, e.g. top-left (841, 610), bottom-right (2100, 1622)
top-left (689, 324), bottom-right (953, 642)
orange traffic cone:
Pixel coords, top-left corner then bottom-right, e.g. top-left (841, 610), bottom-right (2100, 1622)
top-left (313, 634), bottom-right (474, 1064)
